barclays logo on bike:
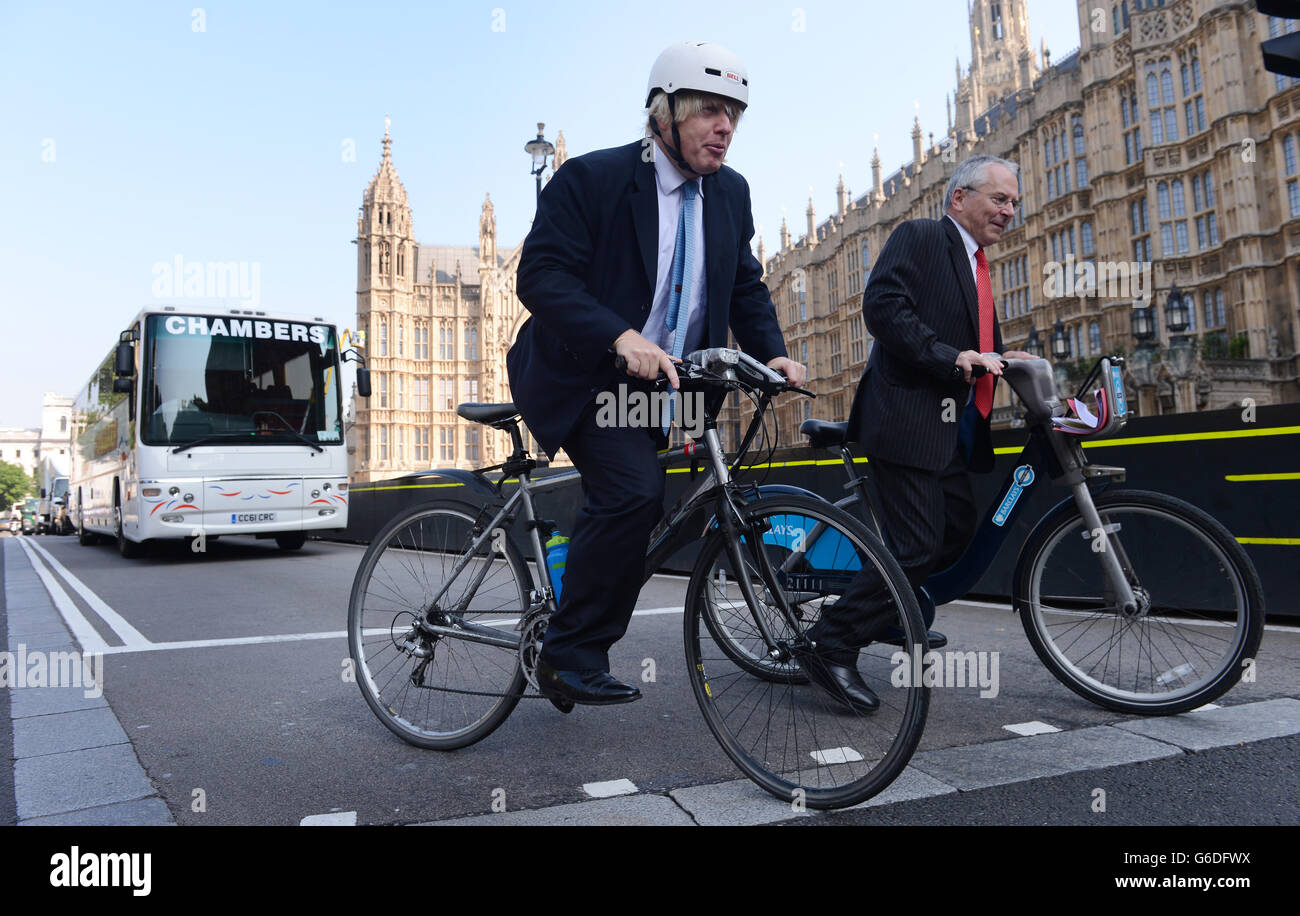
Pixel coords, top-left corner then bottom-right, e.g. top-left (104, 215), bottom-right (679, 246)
top-left (993, 465), bottom-right (1035, 527)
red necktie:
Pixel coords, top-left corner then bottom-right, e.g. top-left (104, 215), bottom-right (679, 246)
top-left (973, 248), bottom-right (995, 418)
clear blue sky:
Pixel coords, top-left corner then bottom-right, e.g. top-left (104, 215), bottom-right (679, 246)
top-left (0, 0), bottom-right (1082, 428)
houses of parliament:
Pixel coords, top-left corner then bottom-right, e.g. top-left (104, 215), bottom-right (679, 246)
top-left (351, 0), bottom-right (1300, 483)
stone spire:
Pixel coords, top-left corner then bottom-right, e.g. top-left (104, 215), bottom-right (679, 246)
top-left (756, 235), bottom-right (766, 272)
top-left (479, 193), bottom-right (496, 267)
top-left (780, 216), bottom-right (790, 250)
top-left (554, 130), bottom-right (568, 171)
top-left (806, 196), bottom-right (816, 248)
top-left (836, 172), bottom-right (847, 218)
top-left (912, 116), bottom-right (924, 166)
top-left (871, 147), bottom-right (883, 202)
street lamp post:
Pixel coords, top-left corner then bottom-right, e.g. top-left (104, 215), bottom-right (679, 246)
top-left (524, 122), bottom-right (555, 205)
top-left (1050, 318), bottom-right (1071, 361)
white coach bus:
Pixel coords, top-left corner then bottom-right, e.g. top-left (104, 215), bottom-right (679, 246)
top-left (70, 305), bottom-right (369, 558)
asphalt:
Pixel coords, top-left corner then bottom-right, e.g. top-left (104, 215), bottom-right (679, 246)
top-left (3, 532), bottom-right (1299, 827)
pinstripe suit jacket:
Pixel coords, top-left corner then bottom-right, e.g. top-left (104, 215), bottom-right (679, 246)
top-left (846, 216), bottom-right (1003, 472)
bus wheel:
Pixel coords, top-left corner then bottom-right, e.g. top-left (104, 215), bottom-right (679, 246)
top-left (115, 501), bottom-right (143, 559)
top-left (275, 533), bottom-right (306, 551)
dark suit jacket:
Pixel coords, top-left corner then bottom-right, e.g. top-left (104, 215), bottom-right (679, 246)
top-left (508, 140), bottom-right (787, 457)
top-left (846, 216), bottom-right (1004, 472)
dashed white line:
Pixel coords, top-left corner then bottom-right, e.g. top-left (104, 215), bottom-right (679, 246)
top-left (582, 779), bottom-right (638, 798)
top-left (300, 811), bottom-right (357, 825)
top-left (810, 747), bottom-right (864, 765)
top-left (1003, 720), bottom-right (1060, 736)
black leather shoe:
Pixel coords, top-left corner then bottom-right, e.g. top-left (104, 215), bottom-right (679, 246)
top-left (536, 661), bottom-right (642, 707)
top-left (877, 628), bottom-right (948, 650)
top-left (796, 650), bottom-right (880, 714)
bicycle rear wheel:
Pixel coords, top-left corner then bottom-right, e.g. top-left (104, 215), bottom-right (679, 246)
top-left (347, 500), bottom-right (531, 749)
top-left (1016, 489), bottom-right (1265, 715)
top-left (685, 494), bottom-right (929, 809)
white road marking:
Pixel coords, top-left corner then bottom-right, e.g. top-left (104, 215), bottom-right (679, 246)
top-left (582, 779), bottom-right (638, 798)
top-left (810, 747), bottom-right (864, 766)
top-left (1192, 703), bottom-right (1220, 711)
top-left (25, 539), bottom-right (152, 648)
top-left (16, 539), bottom-right (110, 655)
top-left (300, 811), bottom-right (357, 825)
top-left (92, 606), bottom-right (690, 655)
top-left (1003, 720), bottom-right (1060, 736)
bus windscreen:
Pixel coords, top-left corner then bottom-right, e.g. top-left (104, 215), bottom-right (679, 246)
top-left (141, 315), bottom-right (343, 447)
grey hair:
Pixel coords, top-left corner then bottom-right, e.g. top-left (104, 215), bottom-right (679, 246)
top-left (943, 155), bottom-right (1020, 211)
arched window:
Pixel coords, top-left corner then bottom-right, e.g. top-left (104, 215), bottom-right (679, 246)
top-left (1172, 180), bottom-right (1186, 216)
top-left (1157, 182), bottom-right (1171, 219)
top-left (379, 319), bottom-right (388, 356)
top-left (1089, 321), bottom-right (1101, 354)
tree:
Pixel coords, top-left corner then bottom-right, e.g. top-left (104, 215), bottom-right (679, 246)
top-left (0, 461), bottom-right (34, 508)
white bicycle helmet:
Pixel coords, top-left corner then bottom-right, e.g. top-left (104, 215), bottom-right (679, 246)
top-left (645, 40), bottom-right (749, 110)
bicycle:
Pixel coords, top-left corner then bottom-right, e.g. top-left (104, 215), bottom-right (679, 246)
top-left (347, 347), bottom-right (929, 809)
top-left (800, 355), bottom-right (1265, 715)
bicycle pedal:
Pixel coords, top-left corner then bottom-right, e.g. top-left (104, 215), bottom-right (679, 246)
top-left (544, 693), bottom-right (575, 714)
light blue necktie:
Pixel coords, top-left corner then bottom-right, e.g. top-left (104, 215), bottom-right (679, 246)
top-left (663, 181), bottom-right (697, 434)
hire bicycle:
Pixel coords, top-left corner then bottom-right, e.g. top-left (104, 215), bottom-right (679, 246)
top-left (347, 347), bottom-right (930, 809)
top-left (800, 355), bottom-right (1265, 715)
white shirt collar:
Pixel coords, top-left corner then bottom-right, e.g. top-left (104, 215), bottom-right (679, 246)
top-left (946, 213), bottom-right (979, 262)
top-left (652, 139), bottom-right (704, 198)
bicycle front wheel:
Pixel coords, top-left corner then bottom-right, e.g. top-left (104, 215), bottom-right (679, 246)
top-left (1017, 489), bottom-right (1264, 715)
top-left (685, 494), bottom-right (929, 810)
top-left (347, 500), bottom-right (531, 749)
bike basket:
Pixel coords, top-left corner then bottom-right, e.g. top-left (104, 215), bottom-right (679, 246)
top-left (1054, 356), bottom-right (1129, 439)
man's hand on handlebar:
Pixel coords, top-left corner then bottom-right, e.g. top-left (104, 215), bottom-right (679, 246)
top-left (766, 356), bottom-right (806, 387)
top-left (1001, 349), bottom-right (1039, 360)
top-left (613, 329), bottom-right (680, 389)
top-left (955, 350), bottom-right (1005, 384)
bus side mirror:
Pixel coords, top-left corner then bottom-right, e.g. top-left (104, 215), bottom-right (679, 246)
top-left (356, 368), bottom-right (372, 398)
top-left (113, 377), bottom-right (133, 393)
top-left (40, 489), bottom-right (47, 499)
top-left (115, 341), bottom-right (135, 377)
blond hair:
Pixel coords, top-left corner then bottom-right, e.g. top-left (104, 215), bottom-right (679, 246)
top-left (646, 90), bottom-right (744, 135)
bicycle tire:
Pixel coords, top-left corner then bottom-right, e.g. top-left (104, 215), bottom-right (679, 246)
top-left (347, 499), bottom-right (531, 749)
top-left (684, 494), bottom-right (929, 809)
top-left (1016, 489), bottom-right (1265, 715)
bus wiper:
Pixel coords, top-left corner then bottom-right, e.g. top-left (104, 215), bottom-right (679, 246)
top-left (172, 431), bottom-right (258, 454)
top-left (171, 430), bottom-right (324, 454)
top-left (257, 429), bottom-right (325, 453)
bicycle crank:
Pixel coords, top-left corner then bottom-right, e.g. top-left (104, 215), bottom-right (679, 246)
top-left (517, 602), bottom-right (552, 691)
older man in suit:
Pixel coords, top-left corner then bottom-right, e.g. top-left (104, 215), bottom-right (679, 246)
top-left (802, 154), bottom-right (1037, 713)
top-left (508, 40), bottom-right (805, 710)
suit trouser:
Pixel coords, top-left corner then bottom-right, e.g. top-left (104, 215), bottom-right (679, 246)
top-left (537, 396), bottom-right (665, 672)
top-left (809, 449), bottom-right (977, 664)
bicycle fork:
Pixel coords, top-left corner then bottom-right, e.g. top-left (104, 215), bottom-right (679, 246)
top-left (1069, 482), bottom-right (1142, 617)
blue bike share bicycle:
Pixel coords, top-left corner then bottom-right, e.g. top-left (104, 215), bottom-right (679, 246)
top-left (799, 355), bottom-right (1265, 715)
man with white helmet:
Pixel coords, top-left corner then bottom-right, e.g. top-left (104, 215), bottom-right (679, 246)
top-left (508, 40), bottom-right (805, 709)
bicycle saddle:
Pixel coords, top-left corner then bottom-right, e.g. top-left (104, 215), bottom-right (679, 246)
top-left (800, 419), bottom-right (849, 449)
top-left (457, 403), bottom-right (519, 428)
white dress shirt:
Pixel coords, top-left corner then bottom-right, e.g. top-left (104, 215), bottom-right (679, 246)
top-left (946, 213), bottom-right (980, 286)
top-left (641, 142), bottom-right (706, 355)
